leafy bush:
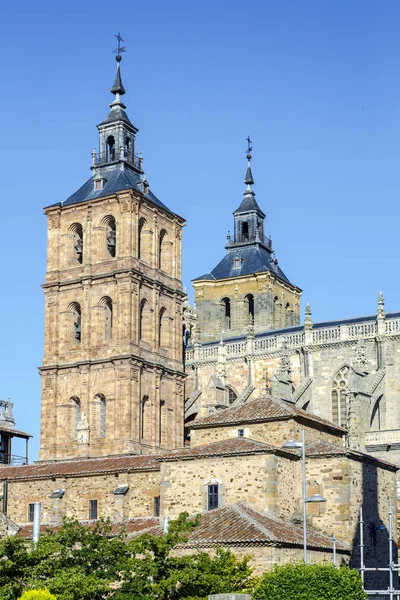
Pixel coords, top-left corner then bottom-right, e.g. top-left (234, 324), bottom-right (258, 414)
top-left (253, 563), bottom-right (366, 600)
top-left (19, 591), bottom-right (56, 600)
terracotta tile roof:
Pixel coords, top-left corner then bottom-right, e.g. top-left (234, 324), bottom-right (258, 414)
top-left (159, 437), bottom-right (297, 461)
top-left (190, 396), bottom-right (346, 434)
top-left (17, 517), bottom-right (160, 540)
top-left (306, 440), bottom-right (398, 471)
top-left (0, 454), bottom-right (161, 481)
top-left (16, 503), bottom-right (348, 552)
top-left (178, 503), bottom-right (349, 552)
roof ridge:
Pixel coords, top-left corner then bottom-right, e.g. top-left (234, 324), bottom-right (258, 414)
top-left (231, 503), bottom-right (276, 541)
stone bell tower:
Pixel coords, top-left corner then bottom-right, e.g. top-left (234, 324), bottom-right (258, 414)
top-left (39, 41), bottom-right (186, 461)
top-left (192, 139), bottom-right (301, 343)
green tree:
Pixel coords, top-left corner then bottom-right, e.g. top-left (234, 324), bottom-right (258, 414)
top-left (0, 514), bottom-right (256, 600)
top-left (253, 563), bottom-right (366, 600)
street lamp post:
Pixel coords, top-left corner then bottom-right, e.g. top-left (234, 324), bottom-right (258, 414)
top-left (282, 429), bottom-right (326, 563)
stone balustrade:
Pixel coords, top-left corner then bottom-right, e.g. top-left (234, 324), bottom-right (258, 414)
top-left (185, 313), bottom-right (400, 365)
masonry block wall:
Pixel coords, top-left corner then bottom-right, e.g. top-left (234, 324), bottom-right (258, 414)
top-left (193, 272), bottom-right (301, 343)
top-left (40, 189), bottom-right (186, 461)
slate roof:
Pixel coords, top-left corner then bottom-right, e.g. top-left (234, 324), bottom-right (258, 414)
top-left (178, 503), bottom-right (349, 551)
top-left (158, 437), bottom-right (297, 462)
top-left (0, 453), bottom-right (161, 481)
top-left (60, 166), bottom-right (174, 214)
top-left (193, 244), bottom-right (291, 283)
top-left (234, 193), bottom-right (265, 216)
top-left (98, 106), bottom-right (133, 127)
top-left (189, 395), bottom-right (347, 434)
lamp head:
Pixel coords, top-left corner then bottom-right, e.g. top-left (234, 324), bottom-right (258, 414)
top-left (306, 493), bottom-right (326, 503)
top-left (282, 439), bottom-right (303, 449)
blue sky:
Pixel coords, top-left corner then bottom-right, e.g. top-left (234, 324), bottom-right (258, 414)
top-left (1, 0), bottom-right (400, 460)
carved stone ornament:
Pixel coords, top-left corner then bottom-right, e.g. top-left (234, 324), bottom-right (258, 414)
top-left (76, 412), bottom-right (90, 445)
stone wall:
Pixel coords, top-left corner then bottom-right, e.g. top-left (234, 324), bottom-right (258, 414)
top-left (2, 469), bottom-right (160, 525)
top-left (190, 419), bottom-right (343, 449)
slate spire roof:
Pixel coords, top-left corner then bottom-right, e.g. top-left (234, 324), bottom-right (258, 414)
top-left (110, 57), bottom-right (126, 97)
top-left (234, 143), bottom-right (265, 216)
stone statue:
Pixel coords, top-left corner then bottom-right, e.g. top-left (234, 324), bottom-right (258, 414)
top-left (76, 412), bottom-right (90, 445)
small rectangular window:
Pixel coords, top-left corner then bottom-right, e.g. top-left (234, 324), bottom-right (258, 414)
top-left (89, 499), bottom-right (98, 520)
top-left (28, 503), bottom-right (35, 523)
top-left (208, 484), bottom-right (219, 510)
top-left (238, 428), bottom-right (244, 438)
top-left (94, 179), bottom-right (102, 190)
top-left (154, 496), bottom-right (160, 517)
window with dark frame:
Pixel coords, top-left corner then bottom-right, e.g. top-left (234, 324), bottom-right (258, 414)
top-left (28, 503), bottom-right (35, 523)
top-left (238, 428), bottom-right (244, 438)
top-left (89, 499), bottom-right (98, 520)
top-left (154, 496), bottom-right (160, 517)
top-left (207, 484), bottom-right (219, 510)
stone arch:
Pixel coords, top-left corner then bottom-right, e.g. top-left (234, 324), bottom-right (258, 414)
top-left (221, 297), bottom-right (231, 330)
top-left (140, 298), bottom-right (151, 343)
top-left (68, 223), bottom-right (83, 264)
top-left (158, 229), bottom-right (170, 273)
top-left (138, 217), bottom-right (151, 264)
top-left (68, 302), bottom-right (81, 343)
top-left (69, 396), bottom-right (81, 440)
top-left (99, 296), bottom-right (113, 340)
top-left (331, 365), bottom-right (350, 427)
top-left (159, 307), bottom-right (170, 349)
top-left (101, 215), bottom-right (116, 258)
top-left (245, 294), bottom-right (255, 322)
top-left (106, 135), bottom-right (115, 161)
top-left (93, 393), bottom-right (106, 437)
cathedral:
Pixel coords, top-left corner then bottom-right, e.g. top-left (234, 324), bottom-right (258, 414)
top-left (0, 48), bottom-right (398, 582)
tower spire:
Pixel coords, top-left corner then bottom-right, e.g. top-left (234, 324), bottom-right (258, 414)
top-left (110, 32), bottom-right (126, 108)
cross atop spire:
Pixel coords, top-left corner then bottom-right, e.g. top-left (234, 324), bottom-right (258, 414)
top-left (110, 32), bottom-right (126, 103)
top-left (244, 135), bottom-right (254, 187)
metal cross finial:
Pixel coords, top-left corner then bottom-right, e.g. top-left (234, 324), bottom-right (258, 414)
top-left (113, 32), bottom-right (126, 55)
top-left (246, 135), bottom-right (253, 155)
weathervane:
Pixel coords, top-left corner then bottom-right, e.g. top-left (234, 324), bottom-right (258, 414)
top-left (113, 32), bottom-right (126, 58)
top-left (246, 135), bottom-right (253, 157)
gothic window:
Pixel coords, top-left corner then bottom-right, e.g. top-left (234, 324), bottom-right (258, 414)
top-left (94, 394), bottom-right (106, 437)
top-left (370, 395), bottom-right (385, 431)
top-left (208, 484), bottom-right (219, 510)
top-left (69, 223), bottom-right (83, 264)
top-left (69, 302), bottom-right (81, 343)
top-left (227, 386), bottom-right (238, 405)
top-left (159, 307), bottom-right (169, 348)
top-left (158, 229), bottom-right (168, 272)
top-left (222, 298), bottom-right (231, 330)
top-left (242, 221), bottom-right (249, 242)
top-left (106, 135), bottom-right (115, 161)
top-left (100, 297), bottom-right (113, 340)
top-left (69, 396), bottom-right (81, 439)
top-left (245, 294), bottom-right (255, 321)
top-left (331, 366), bottom-right (349, 427)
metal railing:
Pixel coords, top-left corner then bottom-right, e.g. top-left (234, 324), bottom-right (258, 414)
top-left (94, 150), bottom-right (141, 169)
top-left (0, 454), bottom-right (27, 466)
